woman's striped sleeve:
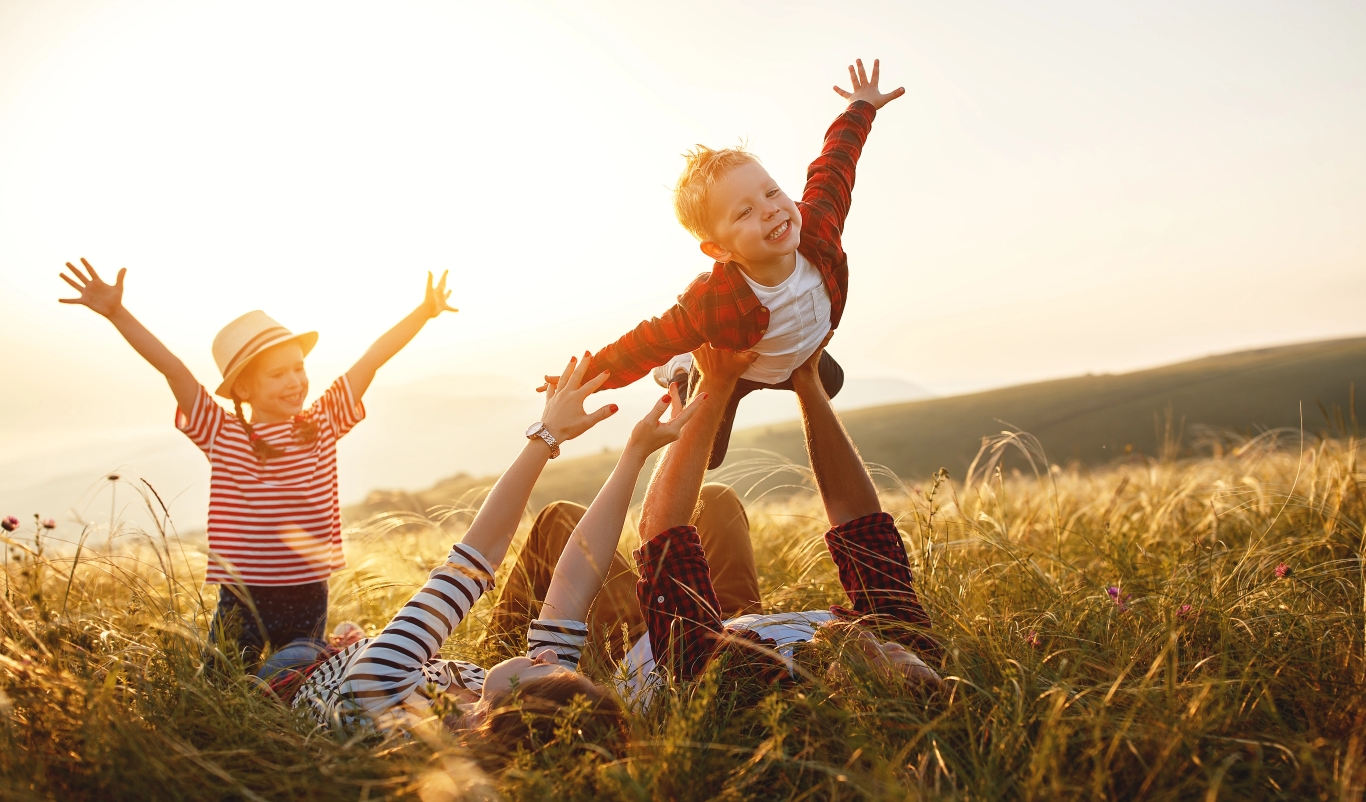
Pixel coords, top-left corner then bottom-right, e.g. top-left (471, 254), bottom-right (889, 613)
top-left (336, 542), bottom-right (494, 715)
top-left (526, 618), bottom-right (588, 669)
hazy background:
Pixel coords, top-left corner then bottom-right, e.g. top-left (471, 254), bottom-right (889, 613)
top-left (2, 0), bottom-right (1364, 540)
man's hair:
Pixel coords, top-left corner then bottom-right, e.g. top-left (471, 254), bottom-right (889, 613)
top-left (673, 145), bottom-right (762, 241)
top-left (469, 673), bottom-right (627, 766)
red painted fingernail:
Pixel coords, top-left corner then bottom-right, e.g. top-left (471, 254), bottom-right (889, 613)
top-left (609, 404), bottom-right (618, 413)
top-left (660, 394), bottom-right (671, 403)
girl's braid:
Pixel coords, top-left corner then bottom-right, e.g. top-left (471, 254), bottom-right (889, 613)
top-left (232, 393), bottom-right (283, 463)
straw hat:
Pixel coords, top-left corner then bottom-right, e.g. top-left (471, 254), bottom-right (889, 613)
top-left (212, 311), bottom-right (318, 399)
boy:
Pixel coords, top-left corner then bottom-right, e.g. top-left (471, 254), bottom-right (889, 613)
top-left (543, 59), bottom-right (905, 469)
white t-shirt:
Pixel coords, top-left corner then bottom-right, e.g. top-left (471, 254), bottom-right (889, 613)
top-left (618, 610), bottom-right (836, 700)
top-left (739, 252), bottom-right (832, 384)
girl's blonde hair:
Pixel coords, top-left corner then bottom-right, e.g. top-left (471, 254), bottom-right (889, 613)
top-left (673, 145), bottom-right (761, 241)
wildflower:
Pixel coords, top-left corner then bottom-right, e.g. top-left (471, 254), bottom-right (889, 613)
top-left (1106, 586), bottom-right (1130, 610)
top-left (1176, 604), bottom-right (1193, 618)
top-left (40, 518), bottom-right (55, 530)
top-left (1024, 631), bottom-right (1041, 648)
top-left (1274, 563), bottom-right (1292, 579)
top-left (1, 516), bottom-right (17, 532)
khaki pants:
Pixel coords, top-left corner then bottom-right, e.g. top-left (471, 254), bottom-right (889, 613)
top-left (484, 483), bottom-right (760, 666)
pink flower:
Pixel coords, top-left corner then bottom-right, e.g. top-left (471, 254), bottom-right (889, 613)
top-left (40, 518), bottom-right (56, 530)
top-left (1106, 586), bottom-right (1130, 610)
top-left (1274, 563), bottom-right (1292, 579)
top-left (1, 516), bottom-right (17, 532)
top-left (1024, 631), bottom-right (1041, 648)
top-left (1176, 604), bottom-right (1193, 618)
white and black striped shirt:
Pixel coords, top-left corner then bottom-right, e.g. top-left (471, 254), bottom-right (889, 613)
top-left (293, 542), bottom-right (588, 730)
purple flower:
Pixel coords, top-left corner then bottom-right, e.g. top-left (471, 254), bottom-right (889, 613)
top-left (1, 516), bottom-right (17, 532)
top-left (1106, 586), bottom-right (1130, 610)
top-left (1176, 604), bottom-right (1193, 618)
top-left (40, 518), bottom-right (56, 530)
top-left (1024, 631), bottom-right (1041, 648)
top-left (1274, 563), bottom-right (1292, 579)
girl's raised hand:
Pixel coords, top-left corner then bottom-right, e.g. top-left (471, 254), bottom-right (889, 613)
top-left (59, 258), bottom-right (125, 318)
top-left (624, 384), bottom-right (708, 459)
top-left (539, 352), bottom-right (616, 444)
top-left (421, 271), bottom-right (459, 319)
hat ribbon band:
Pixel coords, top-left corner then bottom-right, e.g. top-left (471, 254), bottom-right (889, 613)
top-left (223, 327), bottom-right (293, 378)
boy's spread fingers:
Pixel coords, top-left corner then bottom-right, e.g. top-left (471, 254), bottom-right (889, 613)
top-left (60, 273), bottom-right (82, 290)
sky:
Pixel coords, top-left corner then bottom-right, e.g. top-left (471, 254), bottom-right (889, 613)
top-left (2, 0), bottom-right (1364, 538)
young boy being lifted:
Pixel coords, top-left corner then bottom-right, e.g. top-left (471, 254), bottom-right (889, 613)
top-left (542, 59), bottom-right (905, 469)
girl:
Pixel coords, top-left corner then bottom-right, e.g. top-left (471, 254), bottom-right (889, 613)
top-left (58, 258), bottom-right (457, 677)
top-left (287, 355), bottom-right (704, 751)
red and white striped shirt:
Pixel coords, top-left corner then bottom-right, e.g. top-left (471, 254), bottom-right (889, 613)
top-left (177, 377), bottom-right (365, 586)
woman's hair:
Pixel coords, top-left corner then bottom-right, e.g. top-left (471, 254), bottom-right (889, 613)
top-left (470, 673), bottom-right (627, 765)
top-left (230, 361), bottom-right (320, 464)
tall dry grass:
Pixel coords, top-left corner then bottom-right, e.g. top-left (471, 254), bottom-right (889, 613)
top-left (2, 429), bottom-right (1364, 800)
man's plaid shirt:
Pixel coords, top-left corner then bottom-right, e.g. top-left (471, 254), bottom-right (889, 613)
top-left (634, 511), bottom-right (938, 684)
top-left (585, 100), bottom-right (879, 389)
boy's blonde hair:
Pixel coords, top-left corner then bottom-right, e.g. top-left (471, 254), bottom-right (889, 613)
top-left (673, 145), bottom-right (761, 241)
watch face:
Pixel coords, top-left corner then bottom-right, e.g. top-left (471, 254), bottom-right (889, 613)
top-left (526, 422), bottom-right (543, 438)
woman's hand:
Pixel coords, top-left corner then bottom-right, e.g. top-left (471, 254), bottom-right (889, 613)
top-left (623, 385), bottom-right (708, 461)
top-left (539, 352), bottom-right (616, 443)
top-left (59, 258), bottom-right (126, 318)
top-left (420, 270), bottom-right (459, 319)
top-left (832, 58), bottom-right (904, 110)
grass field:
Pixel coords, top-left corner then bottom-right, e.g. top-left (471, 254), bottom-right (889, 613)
top-left (2, 420), bottom-right (1364, 800)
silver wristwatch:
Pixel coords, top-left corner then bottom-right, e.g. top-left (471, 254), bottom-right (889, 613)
top-left (525, 422), bottom-right (561, 459)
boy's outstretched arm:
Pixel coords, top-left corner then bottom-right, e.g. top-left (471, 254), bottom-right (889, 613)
top-left (59, 259), bottom-right (199, 415)
top-left (804, 58), bottom-right (904, 228)
top-left (347, 271), bottom-right (458, 399)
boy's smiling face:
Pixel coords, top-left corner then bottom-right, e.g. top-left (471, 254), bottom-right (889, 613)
top-left (700, 161), bottom-right (802, 270)
top-left (234, 341), bottom-right (309, 423)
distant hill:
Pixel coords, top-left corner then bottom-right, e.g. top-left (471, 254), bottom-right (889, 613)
top-left (345, 337), bottom-right (1366, 519)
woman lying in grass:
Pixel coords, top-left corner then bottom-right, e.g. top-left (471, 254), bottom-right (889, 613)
top-left (479, 341), bottom-right (943, 701)
top-left (278, 355), bottom-right (703, 751)
top-left (627, 339), bottom-right (943, 692)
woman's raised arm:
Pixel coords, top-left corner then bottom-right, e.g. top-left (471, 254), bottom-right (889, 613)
top-left (459, 353), bottom-right (616, 568)
top-left (538, 385), bottom-right (706, 623)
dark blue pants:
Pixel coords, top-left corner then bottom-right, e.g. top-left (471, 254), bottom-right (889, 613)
top-left (207, 580), bottom-right (329, 672)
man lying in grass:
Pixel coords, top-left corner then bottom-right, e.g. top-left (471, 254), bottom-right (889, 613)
top-left (275, 354), bottom-right (703, 754)
top-left (627, 338), bottom-right (943, 692)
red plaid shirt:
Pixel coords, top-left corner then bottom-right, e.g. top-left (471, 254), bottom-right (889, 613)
top-left (586, 101), bottom-right (879, 389)
top-left (634, 511), bottom-right (937, 684)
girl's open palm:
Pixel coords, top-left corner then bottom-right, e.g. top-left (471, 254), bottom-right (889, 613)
top-left (59, 258), bottom-right (125, 318)
top-left (422, 271), bottom-right (458, 319)
top-left (833, 58), bottom-right (904, 110)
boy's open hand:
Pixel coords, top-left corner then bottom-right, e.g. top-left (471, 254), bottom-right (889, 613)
top-left (833, 58), bottom-right (904, 110)
top-left (59, 258), bottom-right (125, 318)
top-left (420, 271), bottom-right (458, 319)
